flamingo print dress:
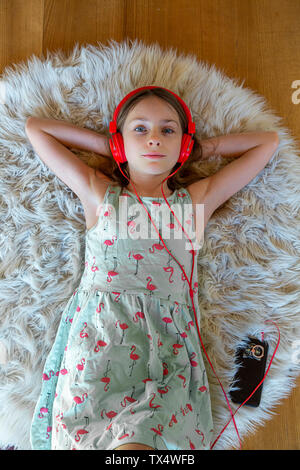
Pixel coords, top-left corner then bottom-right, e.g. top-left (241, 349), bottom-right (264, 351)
top-left (30, 184), bottom-right (214, 450)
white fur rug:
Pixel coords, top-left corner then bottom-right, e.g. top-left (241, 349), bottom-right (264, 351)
top-left (0, 39), bottom-right (299, 450)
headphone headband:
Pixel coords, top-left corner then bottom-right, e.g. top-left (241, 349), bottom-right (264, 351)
top-left (109, 86), bottom-right (195, 135)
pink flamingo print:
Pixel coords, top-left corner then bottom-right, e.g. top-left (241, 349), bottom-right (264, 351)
top-left (100, 408), bottom-right (118, 421)
top-left (157, 385), bottom-right (171, 398)
top-left (163, 266), bottom-right (174, 283)
top-left (177, 374), bottom-right (187, 388)
top-left (38, 407), bottom-right (48, 419)
top-left (80, 322), bottom-right (89, 339)
top-left (120, 386), bottom-right (137, 407)
top-left (96, 302), bottom-right (105, 329)
top-left (91, 256), bottom-right (99, 272)
top-left (103, 205), bottom-right (112, 217)
top-left (127, 217), bottom-right (138, 234)
top-left (115, 320), bottom-right (128, 344)
top-left (128, 251), bottom-right (144, 275)
top-left (168, 413), bottom-right (178, 427)
top-left (120, 396), bottom-right (137, 407)
top-left (46, 426), bottom-right (52, 439)
top-left (142, 377), bottom-right (153, 384)
top-left (73, 393), bottom-right (88, 420)
top-left (107, 270), bottom-right (118, 282)
top-left (127, 220), bottom-right (136, 233)
top-left (185, 211), bottom-right (194, 231)
top-left (73, 393), bottom-right (88, 405)
top-left (103, 234), bottom-right (117, 260)
top-left (56, 368), bottom-right (68, 376)
top-left (75, 429), bottom-right (89, 442)
top-left (65, 314), bottom-right (73, 324)
top-left (157, 331), bottom-right (163, 348)
top-left (147, 333), bottom-right (153, 351)
top-left (162, 316), bottom-right (172, 333)
top-left (133, 311), bottom-right (145, 323)
top-left (198, 369), bottom-right (208, 392)
top-left (185, 320), bottom-right (194, 331)
top-left (149, 392), bottom-right (161, 418)
top-left (162, 362), bottom-right (169, 377)
top-left (173, 343), bottom-right (183, 355)
top-left (76, 358), bottom-right (85, 371)
top-left (152, 200), bottom-right (162, 207)
top-left (149, 392), bottom-right (161, 409)
top-left (151, 423), bottom-right (164, 436)
top-left (100, 360), bottom-right (111, 392)
top-left (149, 242), bottom-right (165, 260)
top-left (195, 428), bottom-right (205, 445)
top-left (142, 363), bottom-right (152, 384)
top-left (150, 423), bottom-right (164, 449)
top-left (189, 352), bottom-right (198, 367)
top-left (146, 276), bottom-right (157, 294)
top-left (187, 436), bottom-right (196, 450)
top-left (42, 370), bottom-right (55, 381)
top-left (117, 430), bottom-right (135, 441)
top-left (94, 339), bottom-right (108, 352)
top-left (96, 302), bottom-right (104, 313)
top-left (129, 345), bottom-right (140, 376)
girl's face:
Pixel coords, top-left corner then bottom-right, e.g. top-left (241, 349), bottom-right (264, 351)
top-left (122, 96), bottom-right (183, 179)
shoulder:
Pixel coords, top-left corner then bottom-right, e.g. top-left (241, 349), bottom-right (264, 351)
top-left (185, 177), bottom-right (214, 230)
top-left (82, 170), bottom-right (115, 230)
top-left (185, 178), bottom-right (210, 205)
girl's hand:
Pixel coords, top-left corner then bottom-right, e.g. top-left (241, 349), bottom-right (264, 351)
top-left (198, 138), bottom-right (219, 160)
top-left (97, 133), bottom-right (112, 158)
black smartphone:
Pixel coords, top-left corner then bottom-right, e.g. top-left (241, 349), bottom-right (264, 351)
top-left (229, 336), bottom-right (269, 407)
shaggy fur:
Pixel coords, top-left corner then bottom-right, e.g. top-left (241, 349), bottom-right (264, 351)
top-left (0, 39), bottom-right (299, 450)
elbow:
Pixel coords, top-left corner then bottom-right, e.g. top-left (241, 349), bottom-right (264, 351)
top-left (25, 116), bottom-right (38, 132)
top-left (25, 116), bottom-right (36, 134)
top-left (25, 117), bottom-right (33, 132)
top-left (269, 131), bottom-right (280, 147)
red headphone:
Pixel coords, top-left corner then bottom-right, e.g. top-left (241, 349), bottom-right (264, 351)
top-left (107, 86), bottom-right (280, 450)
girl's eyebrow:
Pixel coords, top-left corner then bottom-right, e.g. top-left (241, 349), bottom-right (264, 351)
top-left (129, 117), bottom-right (179, 126)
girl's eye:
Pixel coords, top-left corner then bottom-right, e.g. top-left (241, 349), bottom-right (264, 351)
top-left (134, 126), bottom-right (174, 134)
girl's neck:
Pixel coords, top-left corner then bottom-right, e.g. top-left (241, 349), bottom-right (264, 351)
top-left (126, 182), bottom-right (172, 198)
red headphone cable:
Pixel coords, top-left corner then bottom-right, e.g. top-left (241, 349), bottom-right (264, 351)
top-left (117, 161), bottom-right (242, 449)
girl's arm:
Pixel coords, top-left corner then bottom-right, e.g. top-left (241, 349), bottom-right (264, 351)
top-left (25, 117), bottom-right (111, 157)
top-left (188, 131), bottom-right (279, 229)
top-left (25, 117), bottom-right (110, 208)
top-left (201, 131), bottom-right (279, 219)
top-left (200, 131), bottom-right (279, 160)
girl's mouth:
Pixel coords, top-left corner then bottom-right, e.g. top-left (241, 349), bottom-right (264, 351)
top-left (143, 154), bottom-right (166, 159)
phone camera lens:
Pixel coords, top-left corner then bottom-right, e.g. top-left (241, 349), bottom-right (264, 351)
top-left (252, 345), bottom-right (264, 358)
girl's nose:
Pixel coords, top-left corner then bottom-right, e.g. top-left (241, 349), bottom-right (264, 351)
top-left (148, 135), bottom-right (161, 146)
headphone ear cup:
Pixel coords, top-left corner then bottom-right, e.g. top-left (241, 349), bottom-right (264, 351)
top-left (178, 134), bottom-right (194, 163)
top-left (109, 132), bottom-right (127, 163)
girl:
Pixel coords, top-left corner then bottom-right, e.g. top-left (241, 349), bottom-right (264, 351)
top-left (26, 87), bottom-right (279, 450)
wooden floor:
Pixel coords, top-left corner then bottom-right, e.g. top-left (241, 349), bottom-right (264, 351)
top-left (0, 0), bottom-right (299, 450)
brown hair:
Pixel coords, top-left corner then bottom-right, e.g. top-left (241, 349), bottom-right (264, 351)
top-left (96, 87), bottom-right (208, 190)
